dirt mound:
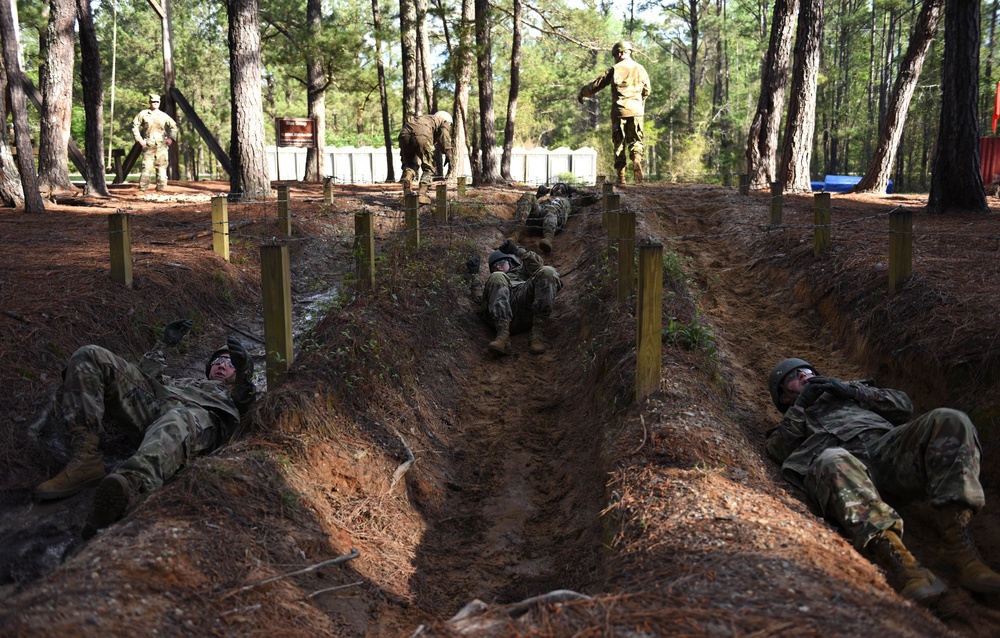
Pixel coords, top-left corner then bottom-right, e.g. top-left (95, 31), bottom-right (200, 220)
top-left (1, 181), bottom-right (999, 636)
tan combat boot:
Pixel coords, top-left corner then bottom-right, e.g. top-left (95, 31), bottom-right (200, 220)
top-left (401, 168), bottom-right (416, 194)
top-left (616, 168), bottom-right (626, 185)
top-left (34, 430), bottom-right (105, 500)
top-left (529, 317), bottom-right (547, 354)
top-left (539, 228), bottom-right (554, 253)
top-left (488, 319), bottom-right (512, 356)
top-left (632, 154), bottom-right (644, 184)
top-left (935, 504), bottom-right (1000, 593)
top-left (868, 529), bottom-right (947, 605)
top-left (82, 473), bottom-right (141, 539)
top-left (417, 181), bottom-right (433, 205)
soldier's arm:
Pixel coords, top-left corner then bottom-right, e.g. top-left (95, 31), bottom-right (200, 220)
top-left (578, 67), bottom-right (614, 101)
top-left (138, 342), bottom-right (167, 381)
top-left (231, 376), bottom-right (256, 416)
top-left (165, 115), bottom-right (179, 141)
top-left (765, 409), bottom-right (808, 464)
top-left (516, 246), bottom-right (546, 276)
top-left (855, 383), bottom-right (914, 425)
top-left (131, 113), bottom-right (145, 144)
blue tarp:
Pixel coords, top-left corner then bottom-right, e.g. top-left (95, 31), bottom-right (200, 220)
top-left (810, 175), bottom-right (894, 194)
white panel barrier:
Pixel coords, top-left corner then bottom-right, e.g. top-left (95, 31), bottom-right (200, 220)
top-left (266, 146), bottom-right (598, 185)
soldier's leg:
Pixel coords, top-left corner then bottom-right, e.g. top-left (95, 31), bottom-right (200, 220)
top-left (540, 209), bottom-right (559, 253)
top-left (139, 147), bottom-right (155, 190)
top-left (154, 144), bottom-right (169, 190)
top-left (483, 272), bottom-right (514, 354)
top-left (399, 133), bottom-right (419, 191)
top-left (870, 408), bottom-right (985, 509)
top-left (612, 114), bottom-right (627, 184)
top-left (628, 116), bottom-right (645, 183)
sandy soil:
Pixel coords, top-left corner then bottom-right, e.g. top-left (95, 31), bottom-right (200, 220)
top-left (1, 179), bottom-right (999, 637)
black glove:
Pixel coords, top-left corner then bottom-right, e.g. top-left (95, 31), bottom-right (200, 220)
top-left (794, 377), bottom-right (827, 409)
top-left (162, 319), bottom-right (192, 346)
top-left (466, 255), bottom-right (481, 275)
top-left (809, 376), bottom-right (857, 402)
top-left (226, 337), bottom-right (251, 376)
top-left (499, 239), bottom-right (518, 254)
top-left (535, 185), bottom-right (550, 198)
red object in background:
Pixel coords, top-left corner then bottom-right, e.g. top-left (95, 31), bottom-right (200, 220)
top-left (993, 81), bottom-right (1000, 133)
top-left (981, 137), bottom-right (1000, 185)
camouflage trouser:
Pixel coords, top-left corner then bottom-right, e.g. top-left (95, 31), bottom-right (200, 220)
top-left (62, 345), bottom-right (225, 494)
top-left (139, 141), bottom-right (169, 190)
top-left (482, 266), bottom-right (561, 334)
top-left (527, 200), bottom-right (570, 237)
top-left (612, 114), bottom-right (644, 170)
top-left (804, 408), bottom-right (983, 549)
top-left (398, 131), bottom-right (435, 186)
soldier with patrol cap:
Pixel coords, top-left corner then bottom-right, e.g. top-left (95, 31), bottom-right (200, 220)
top-left (131, 93), bottom-right (178, 191)
top-left (465, 239), bottom-right (561, 356)
top-left (398, 111), bottom-right (454, 205)
top-left (578, 41), bottom-right (651, 185)
top-left (33, 319), bottom-right (256, 538)
top-left (766, 357), bottom-right (1000, 605)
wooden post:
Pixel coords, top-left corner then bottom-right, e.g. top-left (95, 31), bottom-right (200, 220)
top-left (261, 245), bottom-right (294, 386)
top-left (277, 184), bottom-right (292, 236)
top-left (354, 210), bottom-right (375, 289)
top-left (324, 176), bottom-right (333, 204)
top-left (112, 149), bottom-right (125, 183)
top-left (888, 207), bottom-right (912, 294)
top-left (617, 207), bottom-right (636, 302)
top-left (211, 196), bottom-right (230, 261)
top-left (636, 243), bottom-right (663, 400)
top-left (597, 174), bottom-right (606, 186)
top-left (606, 193), bottom-right (621, 248)
top-left (813, 192), bottom-right (831, 257)
top-left (435, 183), bottom-right (448, 222)
top-left (602, 181), bottom-right (614, 228)
top-left (457, 176), bottom-right (467, 197)
top-left (108, 213), bottom-right (132, 287)
top-left (739, 173), bottom-right (749, 195)
top-left (770, 181), bottom-right (783, 224)
top-left (404, 192), bottom-right (420, 247)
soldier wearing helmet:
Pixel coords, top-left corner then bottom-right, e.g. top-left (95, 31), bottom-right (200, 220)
top-left (765, 357), bottom-right (1000, 605)
top-left (577, 41), bottom-right (651, 185)
top-left (465, 239), bottom-right (561, 355)
top-left (517, 184), bottom-right (601, 253)
top-left (34, 320), bottom-right (256, 538)
top-left (398, 111), bottom-right (454, 204)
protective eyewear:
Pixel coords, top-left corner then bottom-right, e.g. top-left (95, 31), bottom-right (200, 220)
top-left (210, 356), bottom-right (234, 369)
top-left (784, 367), bottom-right (814, 389)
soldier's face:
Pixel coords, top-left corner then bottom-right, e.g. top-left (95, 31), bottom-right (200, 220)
top-left (150, 99), bottom-right (160, 111)
top-left (209, 355), bottom-right (236, 381)
top-left (781, 367), bottom-right (815, 404)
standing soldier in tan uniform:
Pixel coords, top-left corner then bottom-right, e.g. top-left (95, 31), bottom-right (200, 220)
top-left (578, 41), bottom-right (651, 185)
top-left (131, 93), bottom-right (178, 191)
top-left (398, 111), bottom-right (453, 204)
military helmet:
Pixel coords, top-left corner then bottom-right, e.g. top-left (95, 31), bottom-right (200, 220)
top-left (612, 41), bottom-right (633, 57)
top-left (205, 346), bottom-right (231, 378)
top-left (488, 249), bottom-right (521, 271)
top-left (550, 182), bottom-right (571, 197)
top-left (434, 110), bottom-right (453, 125)
top-left (768, 358), bottom-right (817, 412)
top-left (535, 184), bottom-right (550, 198)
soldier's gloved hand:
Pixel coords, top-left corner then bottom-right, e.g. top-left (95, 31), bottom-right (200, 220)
top-left (162, 319), bottom-right (193, 346)
top-left (499, 239), bottom-right (519, 254)
top-left (227, 337), bottom-right (251, 376)
top-left (535, 185), bottom-right (550, 198)
top-left (466, 255), bottom-right (481, 275)
top-left (577, 91), bottom-right (585, 104)
top-left (794, 378), bottom-right (827, 409)
top-left (810, 376), bottom-right (857, 402)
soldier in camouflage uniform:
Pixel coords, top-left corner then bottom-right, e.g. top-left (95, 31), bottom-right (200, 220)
top-left (34, 319), bottom-right (255, 538)
top-left (465, 239), bottom-right (561, 356)
top-left (766, 357), bottom-right (1000, 605)
top-left (523, 183), bottom-right (600, 253)
top-left (577, 41), bottom-right (651, 185)
top-left (131, 93), bottom-right (178, 191)
top-left (398, 111), bottom-right (453, 205)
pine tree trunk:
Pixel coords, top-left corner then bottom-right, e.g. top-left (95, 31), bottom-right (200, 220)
top-left (75, 0), bottom-right (109, 197)
top-left (400, 0), bottom-right (417, 122)
top-left (0, 2), bottom-right (43, 212)
top-left (372, 0), bottom-right (395, 182)
top-left (37, 0), bottom-right (76, 195)
top-left (226, 0), bottom-right (270, 201)
top-left (449, 0), bottom-right (475, 181)
top-left (0, 57), bottom-right (24, 207)
top-left (304, 0), bottom-right (325, 183)
top-left (475, 0), bottom-right (501, 183)
top-left (855, 0), bottom-right (941, 194)
top-left (416, 0), bottom-right (433, 113)
top-left (779, 0), bottom-right (822, 193)
top-left (928, 0), bottom-right (988, 213)
top-left (500, 0), bottom-right (522, 182)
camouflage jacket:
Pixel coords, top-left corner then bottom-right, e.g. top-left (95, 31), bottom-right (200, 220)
top-left (132, 109), bottom-right (178, 145)
top-left (765, 381), bottom-right (914, 487)
top-left (138, 343), bottom-right (255, 434)
top-left (579, 58), bottom-right (651, 118)
top-left (469, 245), bottom-right (548, 305)
top-left (400, 114), bottom-right (453, 165)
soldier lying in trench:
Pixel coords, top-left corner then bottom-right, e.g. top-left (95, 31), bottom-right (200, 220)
top-left (34, 319), bottom-right (256, 538)
top-left (518, 183), bottom-right (600, 254)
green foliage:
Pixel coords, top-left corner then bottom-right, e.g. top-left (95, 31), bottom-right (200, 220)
top-left (661, 314), bottom-right (716, 356)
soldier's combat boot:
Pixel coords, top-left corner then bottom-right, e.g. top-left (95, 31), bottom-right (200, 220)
top-left (935, 504), bottom-right (1000, 593)
top-left (401, 169), bottom-right (416, 195)
top-left (418, 181), bottom-right (433, 205)
top-left (868, 529), bottom-right (947, 605)
top-left (539, 228), bottom-right (555, 253)
top-left (34, 430), bottom-right (105, 500)
top-left (616, 168), bottom-right (627, 186)
top-left (488, 319), bottom-right (512, 356)
top-left (529, 317), bottom-right (547, 354)
top-left (632, 154), bottom-right (644, 184)
top-left (82, 473), bottom-right (140, 539)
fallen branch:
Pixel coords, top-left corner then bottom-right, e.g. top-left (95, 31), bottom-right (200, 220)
top-left (630, 414), bottom-right (647, 455)
top-left (305, 579), bottom-right (364, 599)
top-left (3, 309), bottom-right (30, 324)
top-left (222, 322), bottom-right (265, 344)
top-left (388, 427), bottom-right (415, 494)
top-left (222, 548), bottom-right (360, 598)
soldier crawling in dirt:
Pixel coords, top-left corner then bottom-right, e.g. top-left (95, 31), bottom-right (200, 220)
top-left (465, 239), bottom-right (560, 356)
top-left (398, 111), bottom-right (454, 205)
top-left (520, 183), bottom-right (600, 253)
top-left (34, 319), bottom-right (256, 538)
top-left (766, 358), bottom-right (1000, 605)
